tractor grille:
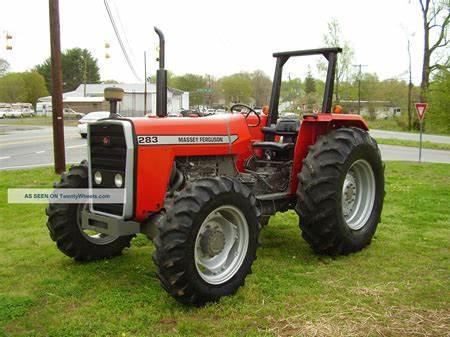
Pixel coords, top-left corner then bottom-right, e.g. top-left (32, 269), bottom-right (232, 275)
top-left (89, 123), bottom-right (126, 216)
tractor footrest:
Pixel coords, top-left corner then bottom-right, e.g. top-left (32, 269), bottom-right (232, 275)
top-left (81, 209), bottom-right (140, 236)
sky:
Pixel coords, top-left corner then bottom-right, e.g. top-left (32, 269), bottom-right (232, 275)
top-left (0, 0), bottom-right (430, 85)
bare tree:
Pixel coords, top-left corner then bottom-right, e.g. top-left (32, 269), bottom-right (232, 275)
top-left (319, 19), bottom-right (354, 103)
top-left (419, 0), bottom-right (450, 101)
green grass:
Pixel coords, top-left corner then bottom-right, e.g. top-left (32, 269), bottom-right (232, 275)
top-left (368, 118), bottom-right (408, 132)
top-left (0, 117), bottom-right (78, 127)
top-left (0, 163), bottom-right (449, 337)
top-left (375, 138), bottom-right (450, 151)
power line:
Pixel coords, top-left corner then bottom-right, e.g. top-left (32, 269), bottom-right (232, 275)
top-left (104, 0), bottom-right (141, 82)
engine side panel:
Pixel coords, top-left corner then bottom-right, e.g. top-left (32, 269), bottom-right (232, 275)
top-left (131, 114), bottom-right (255, 220)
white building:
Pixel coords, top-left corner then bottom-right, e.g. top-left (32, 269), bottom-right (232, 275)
top-left (37, 83), bottom-right (189, 117)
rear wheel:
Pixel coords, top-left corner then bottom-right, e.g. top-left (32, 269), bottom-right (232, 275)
top-left (46, 162), bottom-right (133, 261)
top-left (296, 127), bottom-right (384, 255)
top-left (153, 176), bottom-right (259, 306)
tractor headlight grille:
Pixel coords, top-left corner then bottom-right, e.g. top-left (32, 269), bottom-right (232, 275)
top-left (89, 122), bottom-right (127, 216)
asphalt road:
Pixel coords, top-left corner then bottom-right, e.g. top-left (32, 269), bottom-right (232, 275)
top-left (370, 129), bottom-right (450, 144)
top-left (0, 125), bottom-right (86, 170)
top-left (1, 125), bottom-right (449, 170)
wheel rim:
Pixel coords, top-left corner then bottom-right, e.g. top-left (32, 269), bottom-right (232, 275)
top-left (194, 205), bottom-right (249, 285)
top-left (341, 159), bottom-right (376, 230)
top-left (76, 204), bottom-right (119, 245)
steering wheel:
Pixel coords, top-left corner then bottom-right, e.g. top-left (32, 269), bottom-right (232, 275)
top-left (229, 103), bottom-right (261, 127)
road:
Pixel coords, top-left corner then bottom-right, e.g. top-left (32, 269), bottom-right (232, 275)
top-left (370, 129), bottom-right (450, 144)
top-left (1, 125), bottom-right (449, 170)
top-left (0, 125), bottom-right (86, 170)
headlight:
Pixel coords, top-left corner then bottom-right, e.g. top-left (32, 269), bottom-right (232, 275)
top-left (114, 173), bottom-right (123, 188)
top-left (94, 171), bottom-right (102, 185)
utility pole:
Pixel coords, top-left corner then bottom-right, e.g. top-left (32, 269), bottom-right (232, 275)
top-left (49, 0), bottom-right (66, 173)
top-left (144, 51), bottom-right (147, 115)
top-left (352, 64), bottom-right (367, 115)
top-left (407, 39), bottom-right (413, 131)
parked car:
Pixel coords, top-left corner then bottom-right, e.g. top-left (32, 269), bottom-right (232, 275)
top-left (77, 111), bottom-right (116, 138)
top-left (64, 108), bottom-right (84, 120)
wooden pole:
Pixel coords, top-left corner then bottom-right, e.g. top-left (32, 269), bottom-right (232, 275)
top-left (49, 0), bottom-right (66, 173)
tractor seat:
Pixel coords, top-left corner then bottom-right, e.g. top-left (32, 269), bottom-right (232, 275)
top-left (252, 141), bottom-right (294, 152)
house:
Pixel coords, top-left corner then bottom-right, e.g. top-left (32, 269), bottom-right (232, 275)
top-left (340, 100), bottom-right (401, 119)
top-left (37, 83), bottom-right (189, 117)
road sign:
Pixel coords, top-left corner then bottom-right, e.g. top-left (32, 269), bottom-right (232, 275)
top-left (414, 102), bottom-right (428, 163)
top-left (415, 102), bottom-right (427, 120)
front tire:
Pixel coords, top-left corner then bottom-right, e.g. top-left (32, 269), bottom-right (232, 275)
top-left (46, 162), bottom-right (133, 261)
top-left (153, 177), bottom-right (259, 306)
top-left (296, 127), bottom-right (385, 255)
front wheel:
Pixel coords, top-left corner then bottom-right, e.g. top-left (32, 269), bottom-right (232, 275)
top-left (296, 127), bottom-right (385, 255)
top-left (46, 162), bottom-right (134, 261)
top-left (153, 176), bottom-right (260, 306)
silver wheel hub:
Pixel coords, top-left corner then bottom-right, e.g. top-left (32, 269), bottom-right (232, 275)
top-left (341, 159), bottom-right (376, 231)
top-left (194, 205), bottom-right (249, 285)
top-left (200, 227), bottom-right (226, 257)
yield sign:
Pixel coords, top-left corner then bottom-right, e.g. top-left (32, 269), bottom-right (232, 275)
top-left (415, 102), bottom-right (428, 120)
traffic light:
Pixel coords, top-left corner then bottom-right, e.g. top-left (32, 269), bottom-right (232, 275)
top-left (5, 32), bottom-right (12, 50)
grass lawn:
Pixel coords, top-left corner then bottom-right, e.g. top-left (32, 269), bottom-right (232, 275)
top-left (0, 117), bottom-right (78, 127)
top-left (375, 138), bottom-right (450, 151)
top-left (0, 162), bottom-right (449, 337)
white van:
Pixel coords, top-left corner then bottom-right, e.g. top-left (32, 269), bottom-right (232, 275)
top-left (11, 103), bottom-right (35, 117)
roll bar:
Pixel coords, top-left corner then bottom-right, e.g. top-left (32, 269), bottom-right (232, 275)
top-left (267, 47), bottom-right (342, 126)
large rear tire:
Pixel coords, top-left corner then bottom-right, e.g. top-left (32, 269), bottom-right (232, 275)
top-left (46, 162), bottom-right (134, 261)
top-left (153, 176), bottom-right (259, 306)
top-left (296, 127), bottom-right (384, 255)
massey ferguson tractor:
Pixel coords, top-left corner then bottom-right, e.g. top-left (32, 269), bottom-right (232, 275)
top-left (46, 27), bottom-right (384, 306)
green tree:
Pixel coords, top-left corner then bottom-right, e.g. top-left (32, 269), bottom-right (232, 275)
top-left (0, 73), bottom-right (26, 102)
top-left (418, 0), bottom-right (450, 102)
top-left (427, 69), bottom-right (450, 134)
top-left (218, 73), bottom-right (252, 104)
top-left (35, 48), bottom-right (100, 93)
top-left (0, 71), bottom-right (48, 106)
top-left (0, 58), bottom-right (9, 77)
top-left (319, 18), bottom-right (354, 102)
top-left (250, 70), bottom-right (272, 106)
top-left (170, 74), bottom-right (207, 106)
top-left (304, 71), bottom-right (316, 95)
top-left (22, 72), bottom-right (49, 106)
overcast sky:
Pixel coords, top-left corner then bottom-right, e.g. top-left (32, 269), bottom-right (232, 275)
top-left (1, 0), bottom-right (429, 84)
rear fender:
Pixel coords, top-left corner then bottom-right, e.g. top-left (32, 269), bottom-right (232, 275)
top-left (289, 114), bottom-right (368, 194)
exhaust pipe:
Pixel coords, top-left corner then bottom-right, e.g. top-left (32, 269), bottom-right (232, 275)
top-left (154, 27), bottom-right (167, 117)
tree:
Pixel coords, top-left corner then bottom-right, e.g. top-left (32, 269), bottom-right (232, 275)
top-left (35, 48), bottom-right (100, 93)
top-left (0, 71), bottom-right (48, 106)
top-left (0, 73), bottom-right (26, 102)
top-left (249, 70), bottom-right (272, 106)
top-left (304, 70), bottom-right (316, 95)
top-left (319, 18), bottom-right (354, 102)
top-left (170, 74), bottom-right (207, 106)
top-left (418, 0), bottom-right (450, 101)
top-left (218, 73), bottom-right (252, 104)
top-left (427, 69), bottom-right (450, 133)
top-left (0, 58), bottom-right (9, 77)
top-left (22, 72), bottom-right (49, 106)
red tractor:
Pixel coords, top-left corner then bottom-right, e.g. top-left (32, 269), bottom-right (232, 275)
top-left (46, 28), bottom-right (384, 306)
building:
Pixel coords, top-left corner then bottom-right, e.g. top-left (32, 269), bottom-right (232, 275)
top-left (37, 83), bottom-right (189, 117)
top-left (340, 100), bottom-right (401, 119)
